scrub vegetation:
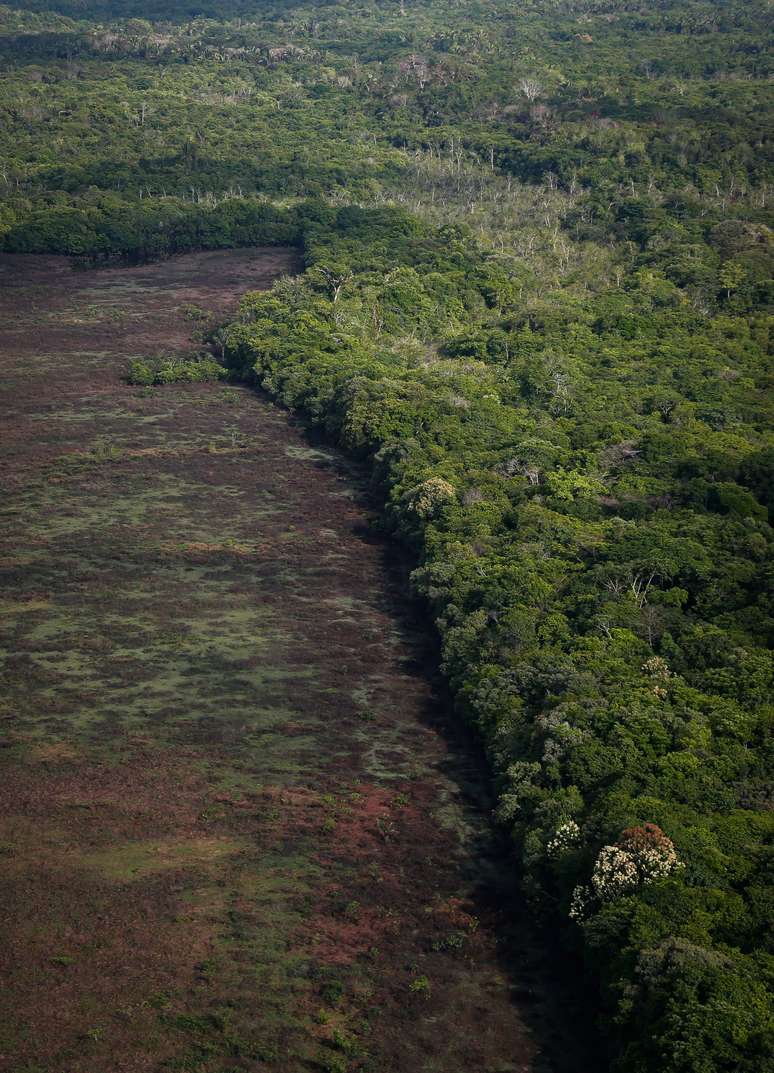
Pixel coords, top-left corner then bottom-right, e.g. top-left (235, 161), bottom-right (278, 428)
top-left (0, 1), bottom-right (771, 1071)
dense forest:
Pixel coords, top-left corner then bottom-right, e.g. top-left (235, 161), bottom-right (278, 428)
top-left (1, 1), bottom-right (772, 1070)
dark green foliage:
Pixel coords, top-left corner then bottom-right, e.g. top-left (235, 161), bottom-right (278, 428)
top-left (3, 199), bottom-right (303, 261)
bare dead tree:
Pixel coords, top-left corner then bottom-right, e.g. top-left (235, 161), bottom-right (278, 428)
top-left (631, 572), bottom-right (657, 609)
top-left (319, 267), bottom-right (354, 303)
top-left (519, 77), bottom-right (543, 102)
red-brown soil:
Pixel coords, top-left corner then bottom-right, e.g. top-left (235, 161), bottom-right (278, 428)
top-left (0, 251), bottom-right (575, 1073)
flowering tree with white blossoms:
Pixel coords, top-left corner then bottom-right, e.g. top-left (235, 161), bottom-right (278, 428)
top-left (570, 823), bottom-right (683, 922)
top-left (406, 476), bottom-right (456, 519)
top-left (546, 819), bottom-right (581, 858)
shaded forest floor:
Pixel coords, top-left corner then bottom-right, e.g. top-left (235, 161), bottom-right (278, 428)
top-left (0, 250), bottom-right (581, 1073)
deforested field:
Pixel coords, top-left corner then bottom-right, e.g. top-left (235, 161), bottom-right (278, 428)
top-left (0, 250), bottom-right (575, 1073)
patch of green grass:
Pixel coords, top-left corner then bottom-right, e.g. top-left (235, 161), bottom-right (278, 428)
top-left (78, 837), bottom-right (245, 882)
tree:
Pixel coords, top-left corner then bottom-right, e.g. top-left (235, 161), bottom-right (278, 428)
top-left (718, 260), bottom-right (746, 299)
top-left (518, 77), bottom-right (543, 102)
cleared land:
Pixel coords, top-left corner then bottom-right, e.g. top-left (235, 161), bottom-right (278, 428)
top-left (0, 250), bottom-right (573, 1073)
